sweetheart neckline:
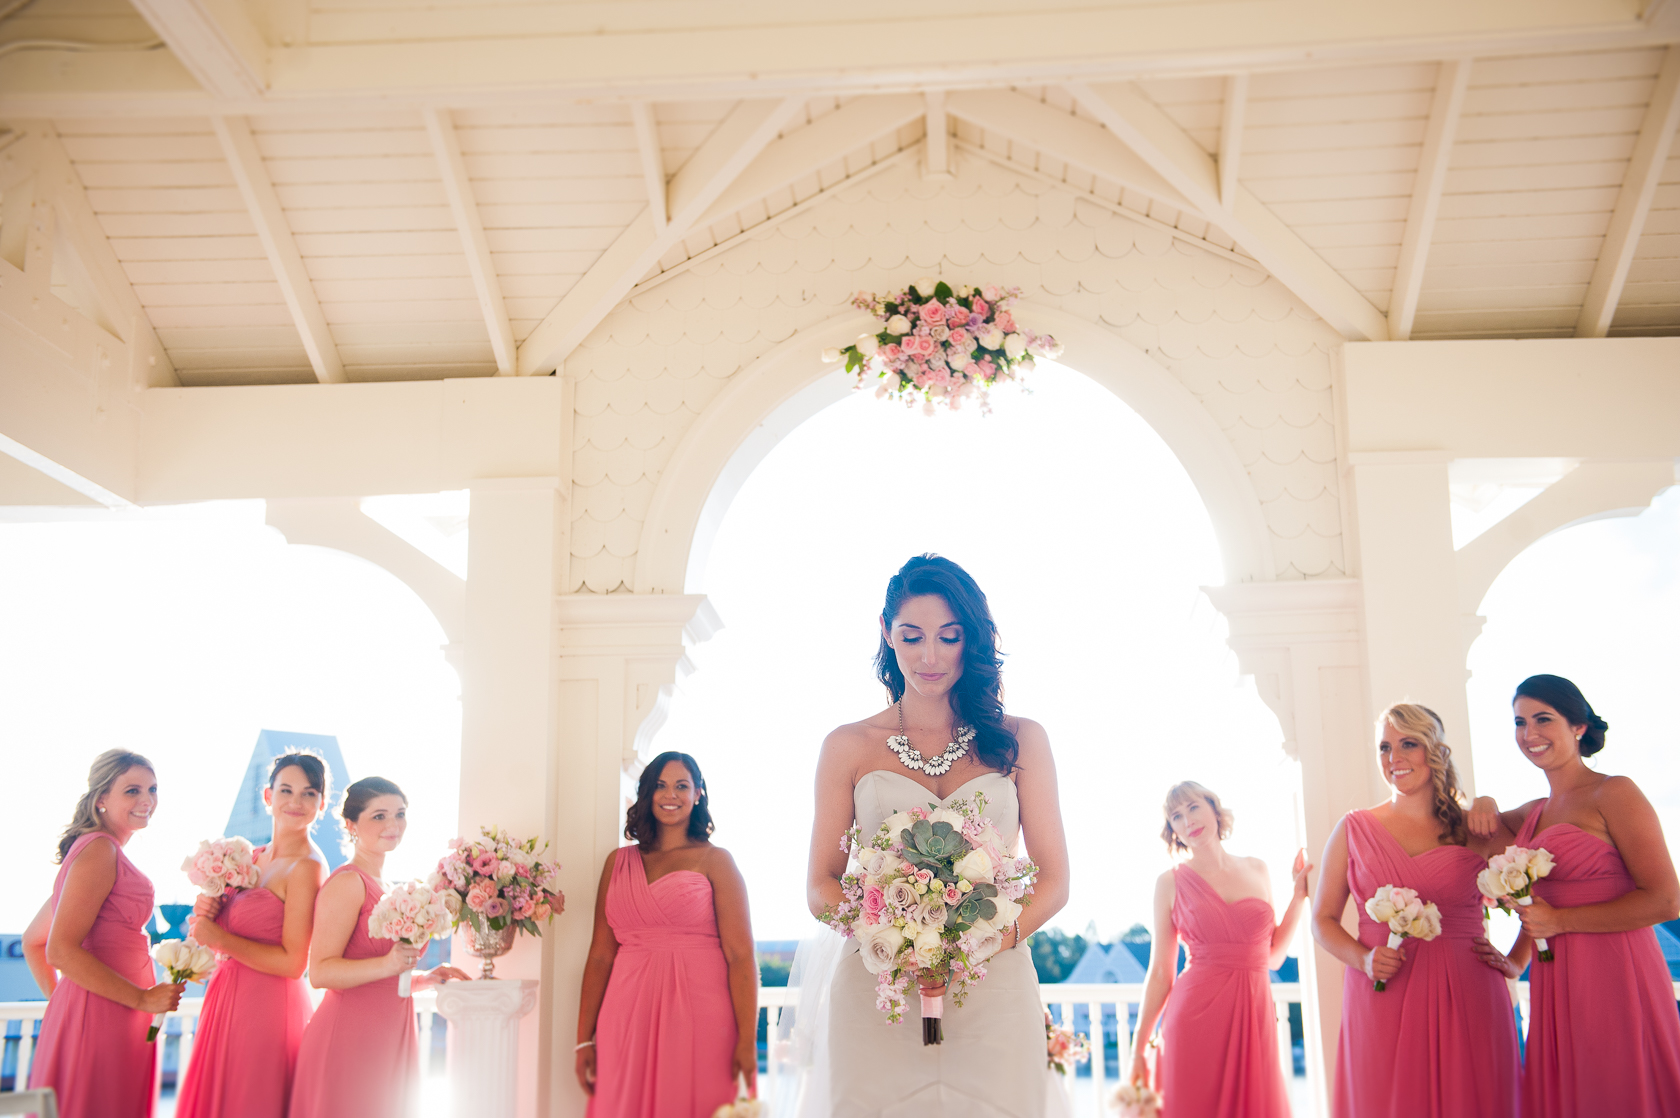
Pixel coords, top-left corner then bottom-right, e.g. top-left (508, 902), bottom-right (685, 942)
top-left (856, 767), bottom-right (1015, 804)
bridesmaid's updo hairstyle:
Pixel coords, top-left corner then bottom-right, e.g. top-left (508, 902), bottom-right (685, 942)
top-left (875, 554), bottom-right (1020, 774)
top-left (625, 751), bottom-right (713, 847)
top-left (1514, 674), bottom-right (1609, 757)
top-left (268, 750), bottom-right (329, 803)
top-left (57, 749), bottom-right (155, 863)
top-left (340, 776), bottom-right (406, 824)
top-left (1380, 703), bottom-right (1469, 846)
top-left (1160, 781), bottom-right (1233, 854)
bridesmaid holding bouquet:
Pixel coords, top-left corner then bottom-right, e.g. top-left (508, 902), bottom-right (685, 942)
top-left (21, 751), bottom-right (185, 1118)
top-left (175, 752), bottom-right (330, 1118)
top-left (1128, 781), bottom-right (1309, 1118)
top-left (1468, 675), bottom-right (1680, 1118)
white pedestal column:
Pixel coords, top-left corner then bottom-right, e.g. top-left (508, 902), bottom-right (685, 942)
top-left (436, 979), bottom-right (540, 1118)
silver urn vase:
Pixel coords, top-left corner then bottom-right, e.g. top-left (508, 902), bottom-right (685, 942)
top-left (467, 921), bottom-right (517, 980)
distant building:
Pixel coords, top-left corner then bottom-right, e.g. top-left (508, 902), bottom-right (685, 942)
top-left (1063, 940), bottom-right (1148, 984)
top-left (224, 730), bottom-right (352, 871)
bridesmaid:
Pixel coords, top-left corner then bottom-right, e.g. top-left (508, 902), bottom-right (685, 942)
top-left (288, 777), bottom-right (467, 1118)
top-left (21, 750), bottom-right (184, 1118)
top-left (1467, 675), bottom-right (1680, 1117)
top-left (1311, 703), bottom-right (1520, 1118)
top-left (575, 751), bottom-right (758, 1117)
top-left (1127, 781), bottom-right (1309, 1118)
top-left (176, 752), bottom-right (330, 1118)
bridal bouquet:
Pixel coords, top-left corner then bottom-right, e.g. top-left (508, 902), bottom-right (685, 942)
top-left (1111, 1083), bottom-right (1162, 1118)
top-left (1477, 846), bottom-right (1556, 960)
top-left (368, 880), bottom-right (454, 996)
top-left (821, 793), bottom-right (1037, 1044)
top-left (182, 836), bottom-right (261, 896)
top-left (428, 826), bottom-right (564, 942)
top-left (148, 938), bottom-right (216, 1041)
top-left (823, 279), bottom-right (1061, 414)
top-left (1045, 1008), bottom-right (1091, 1075)
top-left (1364, 884), bottom-right (1442, 991)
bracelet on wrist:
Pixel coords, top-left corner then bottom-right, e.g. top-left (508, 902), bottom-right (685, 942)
top-left (575, 1040), bottom-right (594, 1050)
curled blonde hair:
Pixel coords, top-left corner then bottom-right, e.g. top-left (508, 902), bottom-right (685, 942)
top-left (1160, 781), bottom-right (1234, 855)
top-left (1379, 703), bottom-right (1469, 847)
top-left (57, 749), bottom-right (155, 863)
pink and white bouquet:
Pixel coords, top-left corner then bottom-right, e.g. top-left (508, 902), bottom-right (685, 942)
top-left (1111, 1083), bottom-right (1162, 1118)
top-left (1045, 1008), bottom-right (1091, 1075)
top-left (181, 836), bottom-right (261, 896)
top-left (1477, 845), bottom-right (1556, 961)
top-left (368, 880), bottom-right (454, 996)
top-left (821, 792), bottom-right (1037, 1044)
top-left (429, 826), bottom-right (564, 941)
top-left (824, 279), bottom-right (1061, 414)
top-left (148, 938), bottom-right (216, 1041)
top-left (1363, 884), bottom-right (1442, 991)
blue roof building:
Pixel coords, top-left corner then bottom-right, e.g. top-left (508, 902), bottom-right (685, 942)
top-left (1063, 940), bottom-right (1148, 984)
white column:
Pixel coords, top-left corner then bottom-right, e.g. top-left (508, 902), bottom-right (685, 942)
top-left (436, 979), bottom-right (540, 1118)
top-left (1204, 578), bottom-right (1367, 1118)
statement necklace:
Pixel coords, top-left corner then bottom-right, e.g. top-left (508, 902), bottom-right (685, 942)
top-left (886, 700), bottom-right (975, 777)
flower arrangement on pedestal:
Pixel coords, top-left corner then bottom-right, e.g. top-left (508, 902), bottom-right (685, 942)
top-left (823, 278), bottom-right (1061, 414)
top-left (430, 826), bottom-right (566, 979)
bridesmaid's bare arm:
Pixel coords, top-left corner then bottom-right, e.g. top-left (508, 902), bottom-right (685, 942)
top-left (807, 727), bottom-right (862, 920)
top-left (1011, 718), bottom-right (1069, 941)
top-left (305, 870), bottom-right (417, 990)
top-left (574, 849), bottom-right (622, 1095)
top-left (45, 839), bottom-right (182, 1013)
top-left (189, 855), bottom-right (325, 979)
top-left (1268, 850), bottom-right (1313, 971)
top-left (1309, 818), bottom-right (1401, 985)
top-left (22, 898), bottom-right (56, 998)
top-left (1128, 870), bottom-right (1177, 1085)
top-left (1466, 795), bottom-right (1541, 841)
top-left (707, 846), bottom-right (760, 1093)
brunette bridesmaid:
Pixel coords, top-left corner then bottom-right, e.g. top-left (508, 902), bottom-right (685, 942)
top-left (1127, 781), bottom-right (1309, 1118)
top-left (1467, 675), bottom-right (1680, 1117)
top-left (576, 751), bottom-right (758, 1118)
top-left (176, 753), bottom-right (330, 1118)
top-left (288, 777), bottom-right (467, 1118)
top-left (1312, 703), bottom-right (1520, 1118)
top-left (21, 750), bottom-right (184, 1118)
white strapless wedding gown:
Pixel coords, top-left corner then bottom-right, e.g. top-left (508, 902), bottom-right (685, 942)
top-left (824, 769), bottom-right (1049, 1118)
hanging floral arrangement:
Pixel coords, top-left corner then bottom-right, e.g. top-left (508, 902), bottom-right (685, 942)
top-left (822, 278), bottom-right (1062, 414)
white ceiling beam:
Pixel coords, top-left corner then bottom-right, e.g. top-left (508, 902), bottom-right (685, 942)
top-left (1576, 44), bottom-right (1680, 338)
top-left (129, 0), bottom-right (267, 100)
top-left (943, 88), bottom-right (1196, 213)
top-left (1067, 80), bottom-right (1389, 341)
top-left (630, 102), bottom-right (667, 232)
top-left (924, 90), bottom-right (951, 179)
top-left (423, 107), bottom-right (516, 376)
top-left (1218, 74), bottom-right (1248, 210)
top-left (213, 115), bottom-right (345, 383)
top-left (1390, 58), bottom-right (1472, 341)
top-left (517, 97), bottom-right (804, 376)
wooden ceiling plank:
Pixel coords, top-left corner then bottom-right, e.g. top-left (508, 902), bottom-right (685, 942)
top-left (924, 90), bottom-right (951, 179)
top-left (1067, 80), bottom-right (1390, 341)
top-left (1576, 45), bottom-right (1680, 338)
top-left (1218, 73), bottom-right (1248, 209)
top-left (1389, 59), bottom-right (1472, 341)
top-left (630, 102), bottom-right (668, 232)
top-left (129, 0), bottom-right (267, 101)
top-left (212, 115), bottom-right (345, 383)
top-left (516, 96), bottom-right (803, 376)
top-left (423, 107), bottom-right (516, 375)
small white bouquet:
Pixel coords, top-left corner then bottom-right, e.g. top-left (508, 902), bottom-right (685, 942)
top-left (711, 1080), bottom-right (765, 1118)
top-left (1477, 846), bottom-right (1556, 961)
top-left (182, 836), bottom-right (261, 896)
top-left (148, 938), bottom-right (216, 1041)
top-left (1363, 884), bottom-right (1442, 991)
top-left (368, 880), bottom-right (454, 996)
top-left (1111, 1082), bottom-right (1162, 1118)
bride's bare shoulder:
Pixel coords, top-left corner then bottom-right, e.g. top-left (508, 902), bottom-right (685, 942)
top-left (822, 711), bottom-right (894, 756)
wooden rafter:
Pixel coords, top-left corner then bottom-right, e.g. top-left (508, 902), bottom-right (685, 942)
top-left (924, 91), bottom-right (951, 179)
top-left (1067, 81), bottom-right (1390, 341)
top-left (424, 107), bottom-right (516, 375)
top-left (213, 115), bottom-right (345, 383)
top-left (129, 0), bottom-right (267, 100)
top-left (1218, 73), bottom-right (1248, 210)
top-left (1576, 44), bottom-right (1680, 338)
top-left (1390, 59), bottom-right (1471, 341)
top-left (630, 102), bottom-right (667, 232)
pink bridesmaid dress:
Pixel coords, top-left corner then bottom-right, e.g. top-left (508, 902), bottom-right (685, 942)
top-left (175, 857), bottom-right (314, 1118)
top-left (1515, 801), bottom-right (1680, 1117)
top-left (588, 846), bottom-right (736, 1118)
top-left (27, 832), bottom-right (158, 1118)
top-left (287, 865), bottom-right (418, 1118)
top-left (1333, 810), bottom-right (1519, 1118)
top-left (1154, 864), bottom-right (1291, 1118)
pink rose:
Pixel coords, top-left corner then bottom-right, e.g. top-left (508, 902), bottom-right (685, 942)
top-left (914, 869), bottom-right (933, 886)
top-left (921, 301), bottom-right (946, 324)
top-left (466, 882), bottom-right (494, 913)
top-left (982, 285), bottom-right (1001, 301)
top-left (471, 852), bottom-right (498, 876)
top-left (943, 885), bottom-right (962, 904)
top-left (534, 902), bottom-right (552, 921)
top-left (947, 328), bottom-right (970, 349)
top-left (484, 898), bottom-right (509, 919)
top-left (970, 298), bottom-right (989, 319)
top-left (863, 886), bottom-right (886, 919)
top-left (997, 312), bottom-right (1016, 332)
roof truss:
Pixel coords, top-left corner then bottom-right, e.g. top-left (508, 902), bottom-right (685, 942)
top-left (1389, 59), bottom-right (1472, 341)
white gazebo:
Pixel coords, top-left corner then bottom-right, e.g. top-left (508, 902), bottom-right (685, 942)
top-left (3, 2), bottom-right (1678, 1114)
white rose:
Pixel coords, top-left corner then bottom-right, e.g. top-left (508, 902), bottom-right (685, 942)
top-left (857, 923), bottom-right (906, 975)
top-left (1507, 848), bottom-right (1531, 872)
top-left (912, 276), bottom-right (938, 297)
top-left (1528, 849), bottom-right (1555, 879)
top-left (882, 811), bottom-right (915, 838)
top-left (914, 899), bottom-right (948, 929)
top-left (820, 347), bottom-right (841, 363)
top-left (928, 807), bottom-right (964, 829)
top-left (856, 334), bottom-right (879, 357)
top-left (1412, 905), bottom-right (1443, 940)
top-left (861, 848), bottom-right (889, 876)
top-left (979, 327), bottom-right (1005, 349)
top-left (1500, 864), bottom-right (1530, 894)
top-left (990, 894), bottom-right (1023, 928)
top-left (154, 941), bottom-right (183, 969)
top-left (1364, 886), bottom-right (1399, 924)
top-left (886, 315), bottom-right (911, 336)
top-left (964, 922), bottom-right (1004, 962)
top-left (1476, 867), bottom-right (1509, 900)
top-left (1003, 333), bottom-right (1026, 359)
top-left (952, 848), bottom-right (995, 884)
top-left (912, 925), bottom-right (945, 969)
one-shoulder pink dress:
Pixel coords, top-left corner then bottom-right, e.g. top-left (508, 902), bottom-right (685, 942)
top-left (1516, 801), bottom-right (1680, 1117)
top-left (28, 832), bottom-right (158, 1118)
top-left (287, 865), bottom-right (418, 1118)
top-left (588, 845), bottom-right (736, 1118)
top-left (175, 868), bottom-right (314, 1118)
top-left (1333, 810), bottom-right (1520, 1118)
top-left (1154, 864), bottom-right (1291, 1118)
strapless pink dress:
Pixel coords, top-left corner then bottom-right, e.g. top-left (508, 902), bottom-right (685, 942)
top-left (287, 865), bottom-right (418, 1118)
top-left (28, 832), bottom-right (158, 1118)
top-left (1333, 810), bottom-right (1520, 1118)
top-left (1154, 864), bottom-right (1290, 1118)
top-left (175, 873), bottom-right (314, 1118)
top-left (1516, 802), bottom-right (1680, 1117)
top-left (588, 845), bottom-right (736, 1118)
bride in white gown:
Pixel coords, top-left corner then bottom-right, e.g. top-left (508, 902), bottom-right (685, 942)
top-left (797, 555), bottom-right (1070, 1118)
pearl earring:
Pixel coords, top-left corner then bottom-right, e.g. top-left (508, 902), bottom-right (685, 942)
top-left (98, 807), bottom-right (105, 813)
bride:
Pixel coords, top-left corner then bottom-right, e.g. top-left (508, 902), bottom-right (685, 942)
top-left (803, 554), bottom-right (1070, 1117)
